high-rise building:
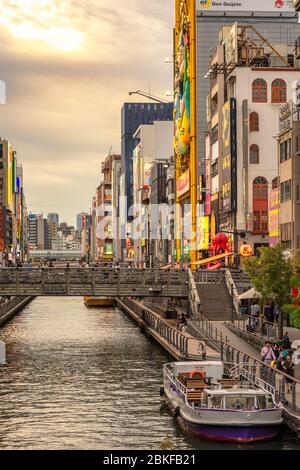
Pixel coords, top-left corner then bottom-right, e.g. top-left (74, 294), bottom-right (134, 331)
top-left (0, 139), bottom-right (28, 263)
top-left (131, 121), bottom-right (173, 266)
top-left (204, 23), bottom-right (300, 262)
top-left (120, 102), bottom-right (173, 256)
top-left (277, 100), bottom-right (300, 252)
top-left (96, 154), bottom-right (121, 262)
top-left (47, 213), bottom-right (59, 225)
top-left (174, 0), bottom-right (299, 264)
top-left (121, 103), bottom-right (173, 233)
top-left (28, 213), bottom-right (51, 251)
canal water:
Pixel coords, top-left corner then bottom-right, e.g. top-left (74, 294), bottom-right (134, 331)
top-left (0, 297), bottom-right (299, 450)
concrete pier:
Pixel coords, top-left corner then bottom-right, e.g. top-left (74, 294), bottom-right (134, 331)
top-left (0, 296), bottom-right (33, 327)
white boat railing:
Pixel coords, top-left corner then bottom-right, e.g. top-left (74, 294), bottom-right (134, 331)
top-left (163, 364), bottom-right (188, 404)
top-left (230, 363), bottom-right (277, 403)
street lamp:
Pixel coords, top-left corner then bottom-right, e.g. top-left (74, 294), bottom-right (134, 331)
top-left (128, 90), bottom-right (169, 104)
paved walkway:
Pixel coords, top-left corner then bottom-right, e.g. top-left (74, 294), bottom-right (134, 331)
top-left (212, 321), bottom-right (261, 359)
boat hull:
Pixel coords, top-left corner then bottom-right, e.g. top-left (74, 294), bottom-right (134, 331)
top-left (84, 297), bottom-right (115, 307)
top-left (181, 419), bottom-right (280, 443)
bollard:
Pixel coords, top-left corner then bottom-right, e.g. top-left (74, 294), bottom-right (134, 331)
top-left (0, 340), bottom-right (6, 365)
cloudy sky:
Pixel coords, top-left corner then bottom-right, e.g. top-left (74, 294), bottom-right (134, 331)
top-left (0, 0), bottom-right (174, 226)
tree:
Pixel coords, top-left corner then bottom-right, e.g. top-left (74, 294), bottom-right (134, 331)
top-left (284, 253), bottom-right (300, 329)
top-left (244, 245), bottom-right (292, 339)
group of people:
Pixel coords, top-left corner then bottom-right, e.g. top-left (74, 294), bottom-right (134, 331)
top-left (176, 312), bottom-right (189, 332)
top-left (248, 301), bottom-right (281, 333)
top-left (260, 333), bottom-right (295, 393)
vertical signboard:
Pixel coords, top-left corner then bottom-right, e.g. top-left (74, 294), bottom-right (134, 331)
top-left (230, 97), bottom-right (237, 214)
top-left (0, 207), bottom-right (4, 252)
top-left (198, 216), bottom-right (209, 250)
top-left (221, 101), bottom-right (231, 213)
top-left (7, 145), bottom-right (13, 207)
top-left (205, 134), bottom-right (211, 216)
top-left (269, 189), bottom-right (279, 246)
top-left (221, 99), bottom-right (237, 215)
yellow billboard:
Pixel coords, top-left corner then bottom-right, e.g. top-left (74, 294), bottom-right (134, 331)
top-left (198, 216), bottom-right (209, 250)
top-left (7, 145), bottom-right (13, 207)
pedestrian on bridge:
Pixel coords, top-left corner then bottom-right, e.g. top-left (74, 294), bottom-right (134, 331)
top-left (261, 342), bottom-right (276, 365)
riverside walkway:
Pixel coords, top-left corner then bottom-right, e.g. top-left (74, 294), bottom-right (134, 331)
top-left (117, 298), bottom-right (219, 362)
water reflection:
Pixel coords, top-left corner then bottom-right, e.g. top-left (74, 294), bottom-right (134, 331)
top-left (0, 297), bottom-right (298, 450)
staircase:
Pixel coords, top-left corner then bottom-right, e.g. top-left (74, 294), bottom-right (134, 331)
top-left (229, 269), bottom-right (253, 295)
top-left (196, 283), bottom-right (234, 321)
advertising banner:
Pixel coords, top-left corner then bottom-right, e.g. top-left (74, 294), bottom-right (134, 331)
top-left (177, 170), bottom-right (190, 199)
top-left (221, 99), bottom-right (237, 214)
top-left (221, 101), bottom-right (231, 213)
top-left (198, 216), bottom-right (209, 250)
top-left (143, 161), bottom-right (152, 189)
top-left (205, 134), bottom-right (211, 216)
top-left (0, 207), bottom-right (4, 252)
top-left (269, 189), bottom-right (279, 246)
top-left (196, 0), bottom-right (294, 13)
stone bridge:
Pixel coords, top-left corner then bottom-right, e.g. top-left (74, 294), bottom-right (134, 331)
top-left (0, 268), bottom-right (189, 297)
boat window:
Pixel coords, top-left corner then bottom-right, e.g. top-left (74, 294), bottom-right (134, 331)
top-left (201, 393), bottom-right (208, 407)
top-left (256, 395), bottom-right (267, 410)
top-left (225, 396), bottom-right (255, 411)
top-left (211, 396), bottom-right (223, 409)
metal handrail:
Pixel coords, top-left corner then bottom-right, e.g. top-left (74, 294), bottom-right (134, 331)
top-left (121, 297), bottom-right (190, 357)
top-left (224, 308), bottom-right (280, 340)
top-left (224, 268), bottom-right (240, 314)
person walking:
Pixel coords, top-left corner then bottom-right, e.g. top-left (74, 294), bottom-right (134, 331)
top-left (282, 332), bottom-right (291, 351)
top-left (281, 354), bottom-right (295, 394)
top-left (264, 302), bottom-right (272, 323)
top-left (260, 341), bottom-right (276, 365)
top-left (250, 302), bottom-right (260, 331)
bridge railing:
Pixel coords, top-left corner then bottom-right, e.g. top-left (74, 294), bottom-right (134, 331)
top-left (224, 268), bottom-right (240, 314)
top-left (193, 269), bottom-right (225, 285)
top-left (221, 344), bottom-right (300, 413)
top-left (119, 297), bottom-right (192, 358)
top-left (224, 309), bottom-right (280, 341)
top-left (0, 267), bottom-right (189, 297)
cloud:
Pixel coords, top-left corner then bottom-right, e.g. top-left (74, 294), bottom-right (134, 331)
top-left (0, 0), bottom-right (174, 224)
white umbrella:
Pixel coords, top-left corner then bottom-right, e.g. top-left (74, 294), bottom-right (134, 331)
top-left (292, 340), bottom-right (300, 350)
top-left (237, 288), bottom-right (262, 301)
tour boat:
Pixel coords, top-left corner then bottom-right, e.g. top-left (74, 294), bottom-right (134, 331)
top-left (83, 296), bottom-right (115, 307)
top-left (162, 361), bottom-right (283, 443)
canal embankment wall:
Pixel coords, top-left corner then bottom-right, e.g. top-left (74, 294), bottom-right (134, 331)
top-left (0, 296), bottom-right (34, 327)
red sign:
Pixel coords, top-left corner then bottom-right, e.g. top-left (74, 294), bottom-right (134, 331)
top-left (240, 244), bottom-right (253, 257)
top-left (0, 208), bottom-right (4, 252)
top-left (177, 170), bottom-right (189, 199)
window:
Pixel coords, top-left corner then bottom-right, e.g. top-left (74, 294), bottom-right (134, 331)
top-left (250, 144), bottom-right (259, 164)
top-left (249, 112), bottom-right (259, 132)
top-left (281, 223), bottom-right (292, 248)
top-left (253, 177), bottom-right (268, 234)
top-left (252, 79), bottom-right (267, 103)
top-left (281, 180), bottom-right (292, 203)
top-left (225, 396), bottom-right (255, 411)
top-left (280, 139), bottom-right (291, 163)
top-left (272, 79), bottom-right (287, 104)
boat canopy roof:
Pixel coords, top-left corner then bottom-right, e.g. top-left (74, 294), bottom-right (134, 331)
top-left (205, 389), bottom-right (269, 396)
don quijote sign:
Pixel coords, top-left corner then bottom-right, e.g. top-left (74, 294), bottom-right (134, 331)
top-left (197, 0), bottom-right (294, 12)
